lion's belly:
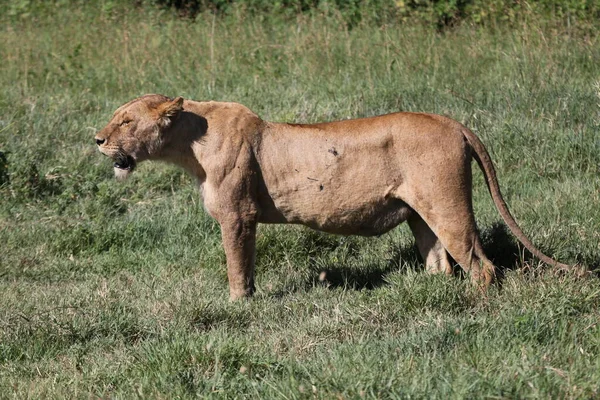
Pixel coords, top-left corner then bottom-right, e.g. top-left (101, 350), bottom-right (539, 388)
top-left (262, 183), bottom-right (412, 236)
top-left (301, 198), bottom-right (412, 236)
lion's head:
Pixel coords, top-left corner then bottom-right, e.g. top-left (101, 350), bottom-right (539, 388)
top-left (95, 94), bottom-right (183, 179)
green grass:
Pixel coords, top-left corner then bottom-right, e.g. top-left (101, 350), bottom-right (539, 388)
top-left (1, 4), bottom-right (600, 398)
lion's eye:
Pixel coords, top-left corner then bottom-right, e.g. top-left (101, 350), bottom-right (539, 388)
top-left (120, 120), bottom-right (131, 126)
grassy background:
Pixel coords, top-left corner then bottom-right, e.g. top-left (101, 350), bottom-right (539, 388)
top-left (1, 2), bottom-right (600, 398)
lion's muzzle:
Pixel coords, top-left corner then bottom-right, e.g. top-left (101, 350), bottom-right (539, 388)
top-left (114, 155), bottom-right (136, 171)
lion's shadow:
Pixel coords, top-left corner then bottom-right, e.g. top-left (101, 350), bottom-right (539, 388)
top-left (296, 222), bottom-right (569, 292)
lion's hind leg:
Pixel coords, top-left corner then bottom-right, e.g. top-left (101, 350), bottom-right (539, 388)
top-left (423, 211), bottom-right (496, 288)
top-left (402, 194), bottom-right (496, 288)
top-left (407, 214), bottom-right (453, 275)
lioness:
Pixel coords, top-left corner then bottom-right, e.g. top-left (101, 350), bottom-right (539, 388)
top-left (95, 94), bottom-right (571, 300)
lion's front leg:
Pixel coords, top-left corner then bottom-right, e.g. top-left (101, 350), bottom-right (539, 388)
top-left (219, 215), bottom-right (258, 301)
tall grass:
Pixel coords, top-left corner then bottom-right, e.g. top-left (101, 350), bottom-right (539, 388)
top-left (1, 3), bottom-right (599, 398)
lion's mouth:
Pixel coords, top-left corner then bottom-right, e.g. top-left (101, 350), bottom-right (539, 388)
top-left (114, 155), bottom-right (136, 172)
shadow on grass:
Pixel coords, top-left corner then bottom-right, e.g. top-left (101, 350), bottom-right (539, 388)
top-left (308, 223), bottom-right (528, 291)
top-left (272, 222), bottom-right (591, 297)
top-left (316, 222), bottom-right (565, 291)
top-left (481, 222), bottom-right (599, 280)
top-left (310, 244), bottom-right (421, 291)
top-left (479, 222), bottom-right (523, 280)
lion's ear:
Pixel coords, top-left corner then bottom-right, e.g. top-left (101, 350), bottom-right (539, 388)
top-left (157, 97), bottom-right (184, 127)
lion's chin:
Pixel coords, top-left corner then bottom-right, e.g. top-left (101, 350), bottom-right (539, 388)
top-left (114, 166), bottom-right (132, 181)
top-left (112, 155), bottom-right (136, 181)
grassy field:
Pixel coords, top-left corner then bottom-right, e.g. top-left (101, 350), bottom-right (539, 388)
top-left (1, 3), bottom-right (600, 398)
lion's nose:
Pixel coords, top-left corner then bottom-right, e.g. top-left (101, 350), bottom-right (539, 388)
top-left (95, 138), bottom-right (105, 145)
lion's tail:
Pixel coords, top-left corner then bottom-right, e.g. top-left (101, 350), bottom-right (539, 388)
top-left (462, 127), bottom-right (574, 271)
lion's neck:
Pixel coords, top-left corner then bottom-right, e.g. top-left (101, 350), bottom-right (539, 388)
top-left (156, 112), bottom-right (207, 181)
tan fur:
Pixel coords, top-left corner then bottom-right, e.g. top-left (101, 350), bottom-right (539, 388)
top-left (95, 94), bottom-right (572, 300)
